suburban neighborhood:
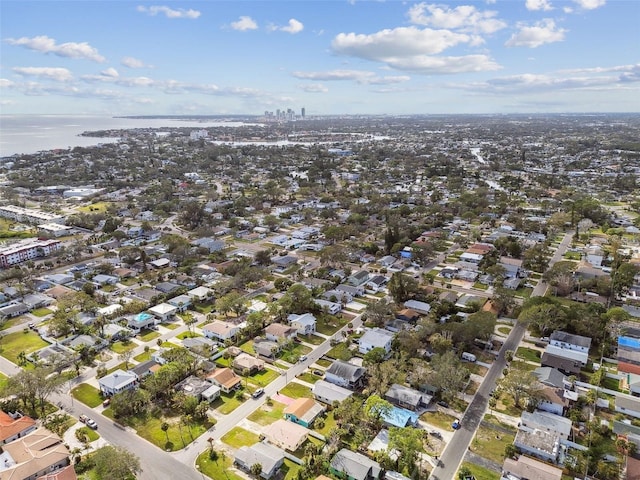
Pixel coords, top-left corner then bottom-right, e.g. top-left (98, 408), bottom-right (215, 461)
top-left (0, 113), bottom-right (638, 480)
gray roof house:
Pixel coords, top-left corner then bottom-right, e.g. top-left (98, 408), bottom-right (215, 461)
top-left (533, 367), bottom-right (568, 389)
top-left (384, 383), bottom-right (432, 411)
top-left (330, 448), bottom-right (382, 480)
top-left (325, 360), bottom-right (366, 390)
top-left (234, 442), bottom-right (285, 479)
top-left (98, 369), bottom-right (138, 396)
top-left (312, 380), bottom-right (354, 405)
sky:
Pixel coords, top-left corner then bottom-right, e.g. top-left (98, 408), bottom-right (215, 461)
top-left (1, 0), bottom-right (639, 116)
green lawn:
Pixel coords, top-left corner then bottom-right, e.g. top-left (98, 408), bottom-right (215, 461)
top-left (110, 340), bottom-right (136, 354)
top-left (0, 331), bottom-right (49, 364)
top-left (470, 425), bottom-right (515, 464)
top-left (221, 426), bottom-right (259, 448)
top-left (316, 314), bottom-right (349, 336)
top-left (194, 302), bottom-right (214, 314)
top-left (314, 410), bottom-right (337, 436)
top-left (420, 411), bottom-right (459, 430)
top-left (247, 401), bottom-right (285, 426)
top-left (71, 383), bottom-right (104, 408)
top-left (120, 277), bottom-right (138, 286)
top-left (247, 368), bottom-right (279, 387)
top-left (238, 340), bottom-right (254, 355)
top-left (31, 308), bottom-right (53, 317)
top-left (279, 382), bottom-right (312, 399)
top-left (119, 412), bottom-right (213, 451)
top-left (212, 391), bottom-right (245, 415)
top-left (0, 316), bottom-right (28, 330)
top-left (497, 326), bottom-right (511, 335)
top-left (298, 334), bottom-right (326, 346)
top-left (0, 372), bottom-right (7, 391)
top-left (282, 458), bottom-right (302, 480)
top-left (278, 344), bottom-right (312, 364)
top-left (326, 342), bottom-right (353, 361)
top-left (315, 358), bottom-right (332, 368)
top-left (297, 372), bottom-right (322, 384)
top-left (161, 322), bottom-right (180, 330)
top-left (107, 362), bottom-right (129, 375)
top-left (196, 450), bottom-right (244, 480)
top-left (76, 426), bottom-right (100, 442)
top-left (78, 201), bottom-right (111, 213)
top-left (133, 349), bottom-right (156, 362)
top-left (458, 462), bottom-right (500, 480)
top-left (176, 331), bottom-right (202, 340)
top-left (139, 329), bottom-right (161, 342)
top-left (515, 347), bottom-right (541, 363)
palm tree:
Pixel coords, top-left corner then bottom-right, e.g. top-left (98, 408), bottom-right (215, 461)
top-left (161, 422), bottom-right (170, 443)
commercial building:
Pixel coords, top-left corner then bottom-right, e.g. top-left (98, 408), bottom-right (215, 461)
top-left (0, 238), bottom-right (61, 267)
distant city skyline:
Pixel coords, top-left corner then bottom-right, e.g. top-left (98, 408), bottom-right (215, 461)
top-left (1, 0), bottom-right (639, 116)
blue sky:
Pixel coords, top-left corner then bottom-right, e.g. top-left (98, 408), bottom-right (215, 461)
top-left (1, 0), bottom-right (638, 115)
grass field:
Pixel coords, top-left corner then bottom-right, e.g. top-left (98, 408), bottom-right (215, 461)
top-left (221, 427), bottom-right (259, 449)
top-left (247, 401), bottom-right (285, 426)
top-left (71, 383), bottom-right (104, 408)
top-left (0, 316), bottom-right (28, 330)
top-left (420, 411), bottom-right (459, 430)
top-left (458, 462), bottom-right (500, 480)
top-left (279, 382), bottom-right (312, 399)
top-left (470, 425), bottom-right (514, 464)
top-left (278, 344), bottom-right (312, 364)
top-left (516, 347), bottom-right (541, 363)
top-left (110, 340), bottom-right (136, 354)
top-left (212, 391), bottom-right (245, 415)
top-left (316, 314), bottom-right (349, 336)
top-left (196, 450), bottom-right (244, 480)
top-left (133, 349), bottom-right (155, 362)
top-left (297, 372), bottom-right (322, 384)
top-left (0, 372), bottom-right (8, 391)
top-left (326, 342), bottom-right (352, 361)
top-left (76, 426), bottom-right (100, 442)
top-left (247, 368), bottom-right (279, 387)
top-left (298, 334), bottom-right (326, 345)
top-left (139, 330), bottom-right (161, 342)
top-left (117, 412), bottom-right (213, 451)
top-left (31, 308), bottom-right (53, 317)
top-left (0, 331), bottom-right (48, 364)
top-left (78, 201), bottom-right (111, 213)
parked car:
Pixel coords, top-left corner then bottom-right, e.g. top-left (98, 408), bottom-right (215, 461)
top-left (102, 398), bottom-right (111, 407)
top-left (85, 418), bottom-right (98, 430)
top-left (252, 388), bottom-right (265, 399)
top-left (299, 355), bottom-right (308, 362)
top-left (313, 370), bottom-right (324, 376)
top-left (429, 430), bottom-right (442, 439)
top-left (79, 414), bottom-right (89, 423)
top-left (437, 400), bottom-right (449, 408)
top-left (452, 420), bottom-right (461, 430)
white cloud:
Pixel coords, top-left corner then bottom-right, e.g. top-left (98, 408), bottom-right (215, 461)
top-left (271, 18), bottom-right (304, 34)
top-left (300, 84), bottom-right (329, 93)
top-left (231, 16), bottom-right (258, 31)
top-left (386, 54), bottom-right (501, 74)
top-left (136, 5), bottom-right (201, 19)
top-left (0, 79), bottom-right (15, 88)
top-left (332, 26), bottom-right (472, 59)
top-left (526, 0), bottom-right (554, 11)
top-left (5, 35), bottom-right (105, 62)
top-left (573, 0), bottom-right (606, 10)
top-left (13, 66), bottom-right (73, 82)
top-left (121, 56), bottom-right (148, 68)
top-left (505, 19), bottom-right (566, 48)
top-left (101, 67), bottom-right (119, 78)
top-left (292, 69), bottom-right (412, 84)
top-left (407, 3), bottom-right (506, 34)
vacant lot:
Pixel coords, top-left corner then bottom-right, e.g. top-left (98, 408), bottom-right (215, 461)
top-left (221, 427), bottom-right (259, 449)
top-left (0, 331), bottom-right (48, 365)
top-left (71, 383), bottom-right (103, 408)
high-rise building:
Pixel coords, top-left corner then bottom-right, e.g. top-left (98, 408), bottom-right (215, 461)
top-left (301, 107), bottom-right (305, 118)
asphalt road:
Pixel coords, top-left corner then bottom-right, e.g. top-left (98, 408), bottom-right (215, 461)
top-left (428, 232), bottom-right (574, 480)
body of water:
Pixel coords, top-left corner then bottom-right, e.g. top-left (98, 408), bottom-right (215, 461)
top-left (0, 115), bottom-right (259, 158)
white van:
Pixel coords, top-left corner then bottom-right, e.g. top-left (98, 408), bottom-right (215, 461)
top-left (461, 352), bottom-right (477, 362)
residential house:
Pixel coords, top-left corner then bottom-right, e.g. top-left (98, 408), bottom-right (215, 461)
top-left (549, 331), bottom-right (591, 354)
top-left (395, 309), bottom-right (419, 323)
top-left (127, 312), bottom-right (156, 332)
top-left (102, 323), bottom-right (131, 341)
top-left (288, 313), bottom-right (316, 336)
top-left (520, 410), bottom-right (571, 440)
top-left (403, 300), bottom-right (431, 315)
top-left (323, 289), bottom-right (353, 304)
top-left (232, 353), bottom-right (265, 375)
top-left (253, 338), bottom-right (280, 358)
top-left (378, 256), bottom-right (396, 268)
top-left (147, 303), bottom-right (177, 323)
top-left (97, 369), bottom-right (138, 397)
top-left (537, 386), bottom-right (570, 416)
top-left (336, 284), bottom-right (364, 298)
top-left (380, 406), bottom-right (419, 428)
top-left (264, 323), bottom-right (298, 343)
top-left (92, 274), bottom-right (118, 286)
top-left (175, 375), bottom-right (221, 402)
top-left (314, 299), bottom-right (342, 315)
top-left (187, 286), bottom-right (214, 302)
top-left (167, 294), bottom-right (192, 312)
top-left (203, 320), bottom-right (240, 342)
top-left (192, 237), bottom-right (225, 253)
top-left (234, 442), bottom-right (285, 480)
top-left (501, 455), bottom-right (563, 480)
top-left (312, 380), bottom-right (354, 405)
top-left (533, 367), bottom-right (568, 389)
top-left (540, 352), bottom-right (582, 375)
top-left (206, 367), bottom-right (241, 393)
top-left (271, 255), bottom-right (298, 272)
top-left (0, 411), bottom-right (37, 446)
top-left (365, 275), bottom-right (387, 293)
top-left (329, 448), bottom-right (382, 480)
top-left (0, 427), bottom-right (71, 480)
top-left (325, 360), bottom-right (366, 390)
top-left (0, 303), bottom-right (29, 320)
top-left (384, 384), bottom-right (432, 411)
top-left (616, 395), bottom-right (640, 419)
top-left (358, 328), bottom-right (394, 355)
top-left (513, 427), bottom-right (560, 463)
top-left (130, 360), bottom-right (160, 380)
top-left (36, 464), bottom-right (78, 480)
top-left (263, 419), bottom-right (309, 452)
top-left (155, 282), bottom-right (180, 295)
top-left (348, 270), bottom-right (370, 287)
top-left (283, 398), bottom-right (325, 428)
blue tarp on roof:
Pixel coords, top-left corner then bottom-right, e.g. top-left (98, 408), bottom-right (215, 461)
top-left (619, 336), bottom-right (640, 349)
top-left (380, 406), bottom-right (419, 428)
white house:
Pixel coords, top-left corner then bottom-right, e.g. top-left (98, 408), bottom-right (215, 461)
top-left (98, 369), bottom-right (138, 396)
top-left (314, 299), bottom-right (341, 315)
top-left (358, 328), bottom-right (394, 355)
top-left (148, 303), bottom-right (178, 322)
top-left (202, 320), bottom-right (240, 341)
top-left (615, 395), bottom-right (640, 419)
top-left (188, 286), bottom-right (214, 302)
top-left (549, 331), bottom-right (592, 354)
top-left (288, 313), bottom-right (316, 335)
top-left (403, 300), bottom-right (431, 315)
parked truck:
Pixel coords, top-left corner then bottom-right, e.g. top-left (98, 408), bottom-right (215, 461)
top-left (461, 352), bottom-right (477, 362)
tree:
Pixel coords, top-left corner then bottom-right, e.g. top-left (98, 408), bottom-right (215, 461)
top-left (279, 283), bottom-right (314, 315)
top-left (161, 422), bottom-right (170, 443)
top-left (388, 272), bottom-right (419, 303)
top-left (93, 445), bottom-right (141, 480)
top-left (215, 291), bottom-right (245, 317)
top-left (429, 351), bottom-right (469, 403)
top-left (519, 301), bottom-right (567, 337)
top-left (250, 462), bottom-right (263, 477)
top-left (522, 243), bottom-right (551, 273)
top-left (500, 363), bottom-right (542, 409)
top-left (118, 350), bottom-right (133, 370)
top-left (4, 366), bottom-right (65, 417)
top-left (612, 263), bottom-right (639, 301)
top-left (388, 426), bottom-right (425, 473)
top-left (363, 299), bottom-right (394, 327)
top-left (254, 249), bottom-right (272, 266)
top-left (363, 347), bottom-right (387, 366)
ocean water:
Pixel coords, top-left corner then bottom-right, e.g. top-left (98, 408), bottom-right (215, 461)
top-left (0, 115), bottom-right (255, 158)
